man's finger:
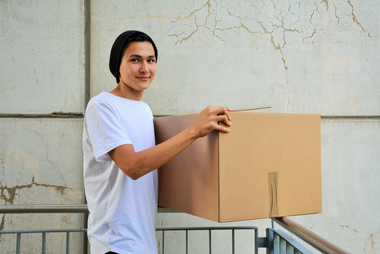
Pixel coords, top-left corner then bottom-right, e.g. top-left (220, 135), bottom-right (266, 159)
top-left (215, 115), bottom-right (232, 127)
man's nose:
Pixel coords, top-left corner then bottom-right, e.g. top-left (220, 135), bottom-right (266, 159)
top-left (140, 62), bottom-right (149, 73)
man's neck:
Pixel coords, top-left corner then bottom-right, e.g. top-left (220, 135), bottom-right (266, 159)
top-left (110, 85), bottom-right (143, 101)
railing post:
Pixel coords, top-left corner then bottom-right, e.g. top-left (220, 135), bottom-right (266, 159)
top-left (209, 229), bottom-right (212, 254)
top-left (82, 211), bottom-right (88, 254)
top-left (266, 228), bottom-right (274, 254)
top-left (16, 233), bottom-right (21, 254)
top-left (66, 232), bottom-right (70, 254)
top-left (232, 229), bottom-right (235, 254)
top-left (162, 230), bottom-right (165, 254)
top-left (42, 232), bottom-right (46, 254)
top-left (185, 229), bottom-right (188, 254)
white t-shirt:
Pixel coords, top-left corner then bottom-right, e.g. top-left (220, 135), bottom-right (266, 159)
top-left (83, 92), bottom-right (158, 254)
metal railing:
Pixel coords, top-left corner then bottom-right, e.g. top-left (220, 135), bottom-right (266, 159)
top-left (156, 226), bottom-right (259, 254)
top-left (0, 225), bottom-right (310, 254)
top-left (155, 226), bottom-right (315, 254)
top-left (267, 228), bottom-right (313, 254)
top-left (272, 217), bottom-right (349, 254)
top-left (0, 229), bottom-right (86, 254)
top-left (0, 204), bottom-right (349, 254)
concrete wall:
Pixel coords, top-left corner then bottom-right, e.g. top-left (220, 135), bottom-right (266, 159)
top-left (0, 0), bottom-right (86, 253)
top-left (1, 0), bottom-right (379, 253)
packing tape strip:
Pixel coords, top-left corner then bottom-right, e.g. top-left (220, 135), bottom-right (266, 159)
top-left (268, 172), bottom-right (279, 217)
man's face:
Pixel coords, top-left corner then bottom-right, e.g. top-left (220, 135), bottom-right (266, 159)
top-left (118, 41), bottom-right (157, 99)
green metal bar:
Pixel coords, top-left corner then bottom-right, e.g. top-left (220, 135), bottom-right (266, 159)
top-left (286, 243), bottom-right (294, 254)
top-left (274, 233), bottom-right (280, 254)
top-left (185, 229), bottom-right (188, 254)
top-left (0, 204), bottom-right (178, 214)
top-left (66, 232), bottom-right (70, 254)
top-left (232, 229), bottom-right (235, 254)
top-left (266, 228), bottom-right (274, 254)
top-left (42, 232), bottom-right (46, 254)
top-left (209, 229), bottom-right (212, 254)
top-left (16, 233), bottom-right (21, 254)
top-left (280, 238), bottom-right (286, 253)
top-left (273, 230), bottom-right (313, 254)
top-left (1, 229), bottom-right (87, 234)
top-left (0, 205), bottom-right (88, 213)
top-left (162, 230), bottom-right (165, 254)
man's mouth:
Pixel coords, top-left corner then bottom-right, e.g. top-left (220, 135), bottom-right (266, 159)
top-left (137, 76), bottom-right (150, 81)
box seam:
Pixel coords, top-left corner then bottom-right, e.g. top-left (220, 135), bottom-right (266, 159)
top-left (218, 131), bottom-right (221, 222)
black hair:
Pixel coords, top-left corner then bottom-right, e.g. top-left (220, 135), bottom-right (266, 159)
top-left (120, 32), bottom-right (157, 63)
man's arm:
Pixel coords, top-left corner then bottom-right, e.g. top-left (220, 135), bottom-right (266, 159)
top-left (108, 105), bottom-right (232, 180)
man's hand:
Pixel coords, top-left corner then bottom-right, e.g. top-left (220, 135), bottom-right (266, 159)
top-left (190, 105), bottom-right (233, 138)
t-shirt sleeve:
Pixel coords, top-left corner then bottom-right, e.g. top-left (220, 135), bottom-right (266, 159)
top-left (85, 101), bottom-right (132, 162)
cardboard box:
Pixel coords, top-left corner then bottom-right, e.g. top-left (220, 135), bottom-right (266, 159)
top-left (154, 112), bottom-right (322, 222)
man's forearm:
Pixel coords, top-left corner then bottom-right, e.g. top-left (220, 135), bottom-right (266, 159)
top-left (109, 106), bottom-right (232, 180)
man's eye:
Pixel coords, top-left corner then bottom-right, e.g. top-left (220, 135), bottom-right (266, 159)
top-left (148, 59), bottom-right (155, 63)
top-left (131, 59), bottom-right (138, 62)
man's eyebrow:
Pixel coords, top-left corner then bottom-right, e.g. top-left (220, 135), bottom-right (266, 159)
top-left (129, 54), bottom-right (156, 59)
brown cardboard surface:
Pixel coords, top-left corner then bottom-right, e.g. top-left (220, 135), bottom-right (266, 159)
top-left (155, 114), bottom-right (220, 221)
top-left (218, 112), bottom-right (322, 222)
top-left (154, 112), bottom-right (322, 222)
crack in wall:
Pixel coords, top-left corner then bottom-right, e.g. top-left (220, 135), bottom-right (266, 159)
top-left (347, 0), bottom-right (371, 37)
top-left (257, 17), bottom-right (291, 111)
top-left (340, 224), bottom-right (359, 233)
top-left (188, 1), bottom-right (329, 113)
top-left (341, 225), bottom-right (380, 253)
top-left (306, 1), bottom-right (322, 32)
top-left (33, 67), bottom-right (39, 86)
top-left (253, 1), bottom-right (328, 113)
top-left (363, 230), bottom-right (379, 254)
top-left (0, 176), bottom-right (70, 204)
top-left (209, 8), bottom-right (261, 42)
top-left (0, 214), bottom-right (5, 231)
top-left (126, 0), bottom-right (372, 115)
top-left (119, 13), bottom-right (191, 21)
top-left (0, 178), bottom-right (70, 238)
top-left (0, 150), bottom-right (5, 173)
top-left (169, 0), bottom-right (328, 48)
top-left (322, 0), bottom-right (329, 10)
top-left (170, 0), bottom-right (212, 44)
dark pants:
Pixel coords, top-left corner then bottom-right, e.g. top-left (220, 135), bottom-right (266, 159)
top-left (105, 252), bottom-right (118, 254)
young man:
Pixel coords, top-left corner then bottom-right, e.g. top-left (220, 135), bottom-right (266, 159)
top-left (83, 30), bottom-right (232, 254)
